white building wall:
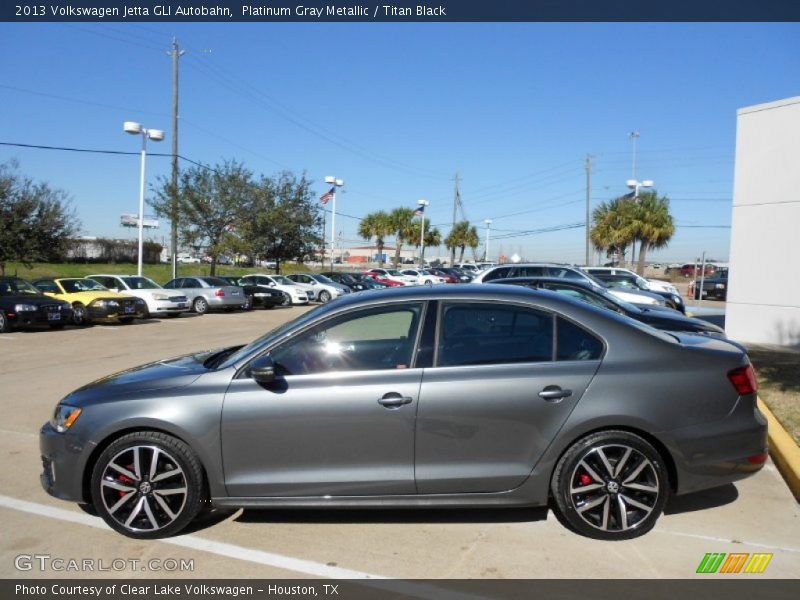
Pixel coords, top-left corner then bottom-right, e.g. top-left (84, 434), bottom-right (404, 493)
top-left (726, 96), bottom-right (800, 346)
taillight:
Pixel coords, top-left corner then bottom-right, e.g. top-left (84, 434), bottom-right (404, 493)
top-left (728, 365), bottom-right (757, 395)
top-left (215, 289), bottom-right (225, 297)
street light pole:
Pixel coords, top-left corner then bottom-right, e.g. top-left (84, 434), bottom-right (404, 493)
top-left (625, 177), bottom-right (654, 271)
top-left (484, 219), bottom-right (492, 262)
top-left (325, 176), bottom-right (344, 271)
top-left (417, 199), bottom-right (429, 268)
top-left (124, 122), bottom-right (164, 277)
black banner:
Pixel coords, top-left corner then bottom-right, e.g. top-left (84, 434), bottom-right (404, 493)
top-left (3, 579), bottom-right (800, 600)
top-left (3, 0), bottom-right (800, 22)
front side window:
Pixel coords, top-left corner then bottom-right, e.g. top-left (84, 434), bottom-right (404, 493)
top-left (267, 303), bottom-right (424, 376)
top-left (121, 276), bottom-right (160, 290)
top-left (438, 303), bottom-right (554, 367)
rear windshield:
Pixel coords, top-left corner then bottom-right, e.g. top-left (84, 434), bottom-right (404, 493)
top-left (200, 277), bottom-right (231, 287)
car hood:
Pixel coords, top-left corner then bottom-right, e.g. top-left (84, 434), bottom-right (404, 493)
top-left (62, 351), bottom-right (215, 406)
top-left (49, 290), bottom-right (136, 302)
top-left (0, 294), bottom-right (66, 305)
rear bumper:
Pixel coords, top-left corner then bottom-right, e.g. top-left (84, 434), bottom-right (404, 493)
top-left (661, 394), bottom-right (768, 495)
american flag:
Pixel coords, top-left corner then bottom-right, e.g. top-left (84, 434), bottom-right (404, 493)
top-left (414, 205), bottom-right (425, 216)
top-left (320, 187), bottom-right (335, 204)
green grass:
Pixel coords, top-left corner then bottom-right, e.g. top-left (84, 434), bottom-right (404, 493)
top-left (2, 262), bottom-right (313, 286)
top-left (747, 345), bottom-right (800, 445)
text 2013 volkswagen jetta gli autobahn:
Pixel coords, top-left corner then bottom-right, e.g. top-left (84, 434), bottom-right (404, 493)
top-left (40, 285), bottom-right (767, 540)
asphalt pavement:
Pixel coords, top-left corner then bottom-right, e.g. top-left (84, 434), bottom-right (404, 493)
top-left (1, 306), bottom-right (798, 579)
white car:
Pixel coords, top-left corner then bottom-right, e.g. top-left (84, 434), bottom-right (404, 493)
top-left (367, 268), bottom-right (417, 286)
top-left (400, 269), bottom-right (447, 286)
top-left (286, 273), bottom-right (351, 303)
top-left (239, 274), bottom-right (310, 305)
top-left (88, 274), bottom-right (190, 318)
top-left (176, 254), bottom-right (201, 264)
top-left (583, 267), bottom-right (679, 295)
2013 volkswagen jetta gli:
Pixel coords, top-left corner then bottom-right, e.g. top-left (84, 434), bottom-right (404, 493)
top-left (40, 285), bottom-right (767, 540)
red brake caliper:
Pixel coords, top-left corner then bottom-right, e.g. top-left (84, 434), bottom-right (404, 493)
top-left (578, 472), bottom-right (592, 486)
top-left (117, 464), bottom-right (134, 497)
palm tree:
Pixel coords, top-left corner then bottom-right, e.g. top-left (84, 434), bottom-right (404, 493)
top-left (416, 224), bottom-right (441, 265)
top-left (590, 197), bottom-right (635, 265)
top-left (629, 191), bottom-right (675, 274)
top-left (389, 207), bottom-right (417, 267)
top-left (445, 221), bottom-right (479, 264)
top-left (358, 210), bottom-right (393, 266)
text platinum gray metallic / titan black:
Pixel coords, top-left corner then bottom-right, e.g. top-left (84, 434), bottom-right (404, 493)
top-left (40, 285), bottom-right (767, 540)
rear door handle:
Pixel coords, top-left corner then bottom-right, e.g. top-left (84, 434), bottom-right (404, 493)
top-left (538, 386), bottom-right (572, 402)
top-left (378, 393), bottom-right (413, 409)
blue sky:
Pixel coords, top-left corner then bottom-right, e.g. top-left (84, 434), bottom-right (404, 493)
top-left (1, 23), bottom-right (798, 263)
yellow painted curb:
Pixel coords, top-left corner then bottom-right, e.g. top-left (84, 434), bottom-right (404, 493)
top-left (757, 397), bottom-right (800, 502)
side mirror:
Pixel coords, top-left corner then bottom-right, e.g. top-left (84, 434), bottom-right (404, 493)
top-left (250, 355), bottom-right (276, 384)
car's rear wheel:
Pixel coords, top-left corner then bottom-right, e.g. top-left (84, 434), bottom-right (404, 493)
top-left (192, 297), bottom-right (208, 314)
top-left (72, 303), bottom-right (90, 326)
top-left (90, 431), bottom-right (206, 539)
top-left (0, 311), bottom-right (10, 333)
top-left (551, 430), bottom-right (668, 540)
top-left (242, 294), bottom-right (254, 311)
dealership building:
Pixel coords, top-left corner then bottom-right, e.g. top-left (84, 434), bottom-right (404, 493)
top-left (726, 96), bottom-right (800, 346)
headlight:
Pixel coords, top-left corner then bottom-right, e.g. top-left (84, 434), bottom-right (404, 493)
top-left (50, 405), bottom-right (82, 433)
top-left (14, 304), bottom-right (38, 312)
top-left (96, 300), bottom-right (119, 308)
top-left (152, 293), bottom-right (168, 300)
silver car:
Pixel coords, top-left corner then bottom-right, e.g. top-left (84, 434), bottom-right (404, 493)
top-left (40, 285), bottom-right (766, 540)
top-left (161, 276), bottom-right (245, 314)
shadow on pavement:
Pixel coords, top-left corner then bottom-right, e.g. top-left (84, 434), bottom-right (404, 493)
top-left (664, 483), bottom-right (738, 515)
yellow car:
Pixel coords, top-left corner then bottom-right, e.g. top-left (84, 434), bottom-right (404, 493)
top-left (32, 278), bottom-right (146, 326)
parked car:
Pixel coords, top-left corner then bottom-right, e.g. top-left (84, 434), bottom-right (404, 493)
top-left (679, 263), bottom-right (716, 278)
top-left (0, 277), bottom-right (72, 332)
top-left (426, 268), bottom-right (459, 284)
top-left (175, 254), bottom-right (201, 264)
top-left (88, 274), bottom-right (190, 318)
top-left (239, 274), bottom-right (310, 306)
top-left (473, 263), bottom-right (666, 307)
top-left (362, 272), bottom-right (404, 287)
top-left (438, 267), bottom-right (473, 283)
top-left (493, 278), bottom-right (724, 337)
top-left (321, 271), bottom-right (375, 291)
top-left (218, 276), bottom-right (286, 310)
top-left (366, 268), bottom-right (417, 286)
top-left (286, 273), bottom-right (351, 303)
top-left (689, 267), bottom-right (729, 301)
top-left (399, 269), bottom-right (447, 286)
top-left (33, 278), bottom-right (145, 326)
top-left (350, 273), bottom-right (390, 289)
top-left (582, 268), bottom-right (684, 313)
top-left (40, 284), bottom-right (766, 541)
top-left (454, 263), bottom-right (480, 274)
top-left (161, 277), bottom-right (246, 314)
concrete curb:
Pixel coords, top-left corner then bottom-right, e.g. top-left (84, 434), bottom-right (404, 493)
top-left (757, 397), bottom-right (800, 502)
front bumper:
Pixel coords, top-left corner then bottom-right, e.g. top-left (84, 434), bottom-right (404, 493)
top-left (7, 306), bottom-right (72, 328)
top-left (40, 421), bottom-right (93, 503)
top-left (88, 303), bottom-right (145, 321)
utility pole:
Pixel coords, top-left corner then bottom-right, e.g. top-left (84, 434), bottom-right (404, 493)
top-left (169, 38), bottom-right (185, 280)
top-left (450, 172), bottom-right (459, 266)
top-left (320, 209), bottom-right (326, 267)
top-left (585, 154), bottom-right (592, 267)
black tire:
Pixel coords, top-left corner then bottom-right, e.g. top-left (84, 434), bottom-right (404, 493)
top-left (119, 317), bottom-right (135, 325)
top-left (0, 310), bottom-right (10, 333)
top-left (192, 297), bottom-right (208, 315)
top-left (550, 430), bottom-right (669, 541)
top-left (242, 294), bottom-right (254, 311)
top-left (140, 305), bottom-right (151, 319)
top-left (280, 293), bottom-right (292, 307)
top-left (72, 303), bottom-right (90, 326)
top-left (425, 280), bottom-right (433, 287)
top-left (90, 431), bottom-right (206, 539)
top-left (318, 290), bottom-right (331, 303)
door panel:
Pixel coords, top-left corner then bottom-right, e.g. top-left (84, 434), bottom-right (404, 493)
top-left (222, 369), bottom-right (421, 496)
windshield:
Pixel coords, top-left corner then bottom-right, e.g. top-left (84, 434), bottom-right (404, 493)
top-left (120, 276), bottom-right (161, 290)
top-left (218, 305), bottom-right (327, 369)
top-left (60, 279), bottom-right (108, 293)
top-left (336, 273), bottom-right (356, 283)
top-left (386, 269), bottom-right (402, 276)
top-left (271, 275), bottom-right (294, 285)
top-left (310, 274), bottom-right (335, 284)
top-left (0, 279), bottom-right (42, 296)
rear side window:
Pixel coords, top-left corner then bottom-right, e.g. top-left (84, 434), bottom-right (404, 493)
top-left (481, 266), bottom-right (512, 282)
top-left (515, 266), bottom-right (546, 277)
top-left (438, 303), bottom-right (554, 366)
top-left (547, 267), bottom-right (584, 281)
top-left (556, 317), bottom-right (604, 361)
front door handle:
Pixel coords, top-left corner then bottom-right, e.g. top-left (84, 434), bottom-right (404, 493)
top-left (378, 393), bottom-right (413, 409)
top-left (538, 386), bottom-right (572, 402)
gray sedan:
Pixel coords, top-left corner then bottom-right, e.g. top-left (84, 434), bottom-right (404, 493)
top-left (40, 285), bottom-right (766, 540)
top-left (162, 276), bottom-right (245, 314)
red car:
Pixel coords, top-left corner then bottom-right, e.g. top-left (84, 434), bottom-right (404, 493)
top-left (427, 268), bottom-right (459, 283)
top-left (679, 263), bottom-right (716, 278)
top-left (362, 272), bottom-right (404, 287)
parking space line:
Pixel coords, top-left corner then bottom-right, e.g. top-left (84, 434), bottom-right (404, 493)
top-left (653, 528), bottom-right (800, 553)
top-left (0, 428), bottom-right (37, 438)
top-left (0, 494), bottom-right (385, 579)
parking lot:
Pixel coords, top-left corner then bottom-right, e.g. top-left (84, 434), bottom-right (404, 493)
top-left (1, 307), bottom-right (798, 579)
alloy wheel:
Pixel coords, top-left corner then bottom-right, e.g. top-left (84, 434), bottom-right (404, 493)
top-left (98, 445), bottom-right (188, 533)
top-left (318, 290), bottom-right (331, 303)
top-left (72, 303), bottom-right (88, 325)
top-left (568, 444), bottom-right (660, 533)
top-left (193, 297), bottom-right (208, 314)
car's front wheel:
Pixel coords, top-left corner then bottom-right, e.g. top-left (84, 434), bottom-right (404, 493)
top-left (0, 310), bottom-right (10, 333)
top-left (551, 430), bottom-right (668, 540)
top-left (90, 431), bottom-right (206, 539)
top-left (72, 303), bottom-right (90, 326)
top-left (318, 290), bottom-right (331, 303)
